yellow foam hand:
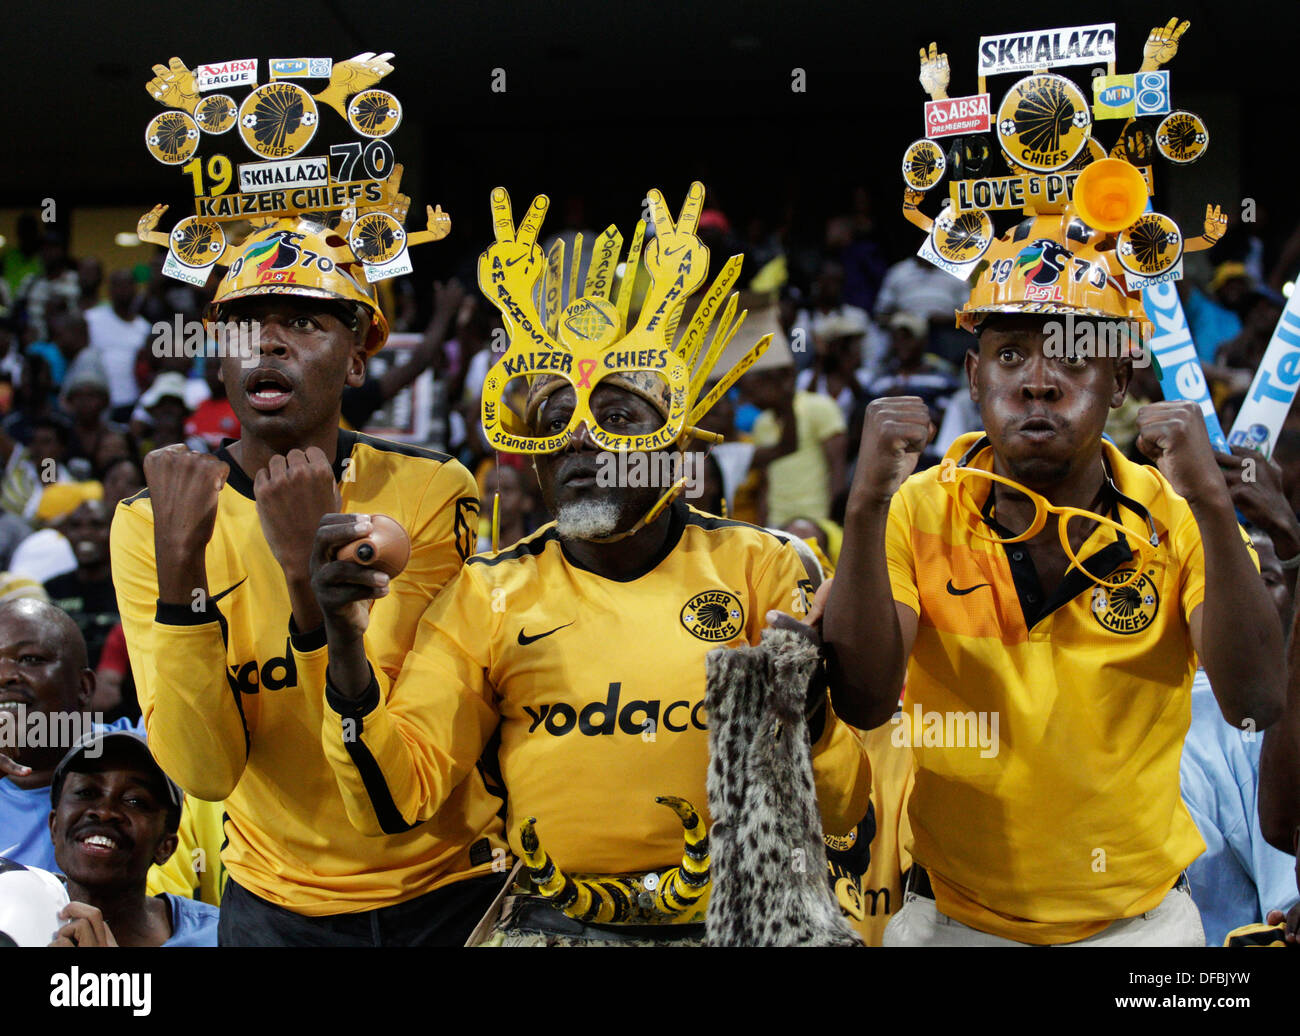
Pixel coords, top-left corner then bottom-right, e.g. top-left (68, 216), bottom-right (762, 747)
top-left (918, 42), bottom-right (950, 100)
top-left (137, 204), bottom-right (171, 247)
top-left (314, 51), bottom-right (395, 117)
top-left (1140, 18), bottom-right (1190, 71)
top-left (145, 57), bottom-right (199, 113)
top-left (405, 205), bottom-right (451, 247)
top-left (641, 182), bottom-right (706, 281)
top-left (478, 189), bottom-right (554, 349)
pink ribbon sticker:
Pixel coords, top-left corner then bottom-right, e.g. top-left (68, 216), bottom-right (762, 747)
top-left (576, 358), bottom-right (597, 388)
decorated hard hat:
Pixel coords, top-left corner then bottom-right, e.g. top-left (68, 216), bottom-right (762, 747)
top-left (204, 218), bottom-right (391, 354)
top-left (900, 19), bottom-right (1224, 345)
top-left (135, 52), bottom-right (452, 356)
top-left (477, 182), bottom-right (772, 456)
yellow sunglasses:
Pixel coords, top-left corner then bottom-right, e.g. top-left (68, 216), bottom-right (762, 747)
top-left (938, 462), bottom-right (1160, 590)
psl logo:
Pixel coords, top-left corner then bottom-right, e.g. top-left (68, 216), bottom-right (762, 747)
top-left (244, 230), bottom-right (304, 276)
top-left (1015, 238), bottom-right (1071, 300)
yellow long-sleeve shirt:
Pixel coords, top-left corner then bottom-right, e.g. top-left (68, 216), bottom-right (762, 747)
top-left (322, 503), bottom-right (872, 875)
top-left (111, 429), bottom-right (507, 915)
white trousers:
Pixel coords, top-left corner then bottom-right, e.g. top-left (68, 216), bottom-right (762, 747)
top-left (882, 880), bottom-right (1205, 947)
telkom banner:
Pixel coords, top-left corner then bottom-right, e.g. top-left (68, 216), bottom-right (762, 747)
top-left (1227, 289), bottom-right (1300, 458)
top-left (1143, 278), bottom-right (1229, 451)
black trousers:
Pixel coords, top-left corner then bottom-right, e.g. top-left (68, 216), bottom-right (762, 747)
top-left (217, 874), bottom-right (506, 947)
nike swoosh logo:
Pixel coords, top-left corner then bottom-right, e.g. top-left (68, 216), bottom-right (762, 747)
top-left (946, 579), bottom-right (990, 596)
top-left (210, 577), bottom-right (248, 605)
top-left (662, 244), bottom-right (686, 256)
top-left (504, 253), bottom-right (528, 266)
top-left (517, 622), bottom-right (573, 646)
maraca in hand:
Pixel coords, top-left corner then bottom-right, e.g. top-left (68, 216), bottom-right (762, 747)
top-left (338, 515), bottom-right (410, 578)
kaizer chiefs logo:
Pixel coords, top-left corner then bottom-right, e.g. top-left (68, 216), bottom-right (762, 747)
top-left (901, 139), bottom-right (946, 191)
top-left (348, 89), bottom-right (402, 139)
top-left (1091, 569), bottom-right (1160, 635)
top-left (238, 82), bottom-right (318, 159)
top-left (194, 94), bottom-right (237, 135)
top-left (145, 111), bottom-right (200, 165)
top-left (932, 207), bottom-right (993, 264)
top-left (996, 73), bottom-right (1090, 173)
top-left (681, 590), bottom-right (744, 642)
top-left (1156, 110), bottom-right (1209, 164)
top-left (169, 217), bottom-right (226, 269)
top-left (1118, 213), bottom-right (1182, 277)
top-left (350, 213), bottom-right (406, 265)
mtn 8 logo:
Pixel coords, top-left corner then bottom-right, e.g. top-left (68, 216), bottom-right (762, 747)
top-left (1135, 72), bottom-right (1170, 117)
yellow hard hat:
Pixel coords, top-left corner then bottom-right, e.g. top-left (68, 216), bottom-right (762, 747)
top-left (205, 218), bottom-right (389, 354)
top-left (956, 160), bottom-right (1152, 341)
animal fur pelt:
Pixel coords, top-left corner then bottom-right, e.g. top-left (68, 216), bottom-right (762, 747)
top-left (704, 628), bottom-right (861, 946)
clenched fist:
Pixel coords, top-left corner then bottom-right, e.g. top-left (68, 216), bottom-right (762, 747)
top-left (848, 396), bottom-right (935, 513)
top-left (144, 444), bottom-right (229, 557)
top-left (253, 448), bottom-right (341, 581)
top-left (1136, 401), bottom-right (1229, 508)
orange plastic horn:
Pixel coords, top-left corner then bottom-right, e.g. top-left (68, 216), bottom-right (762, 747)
top-left (1072, 158), bottom-right (1149, 233)
top-left (337, 514), bottom-right (411, 578)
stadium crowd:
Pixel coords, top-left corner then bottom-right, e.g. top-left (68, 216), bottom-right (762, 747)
top-left (3, 184), bottom-right (1300, 947)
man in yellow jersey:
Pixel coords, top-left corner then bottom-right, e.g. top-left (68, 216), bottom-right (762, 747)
top-left (310, 185), bottom-right (873, 944)
top-left (820, 25), bottom-right (1287, 945)
top-left (110, 218), bottom-right (508, 945)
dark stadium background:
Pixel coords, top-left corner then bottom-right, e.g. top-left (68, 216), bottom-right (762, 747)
top-left (0, 0), bottom-right (1292, 308)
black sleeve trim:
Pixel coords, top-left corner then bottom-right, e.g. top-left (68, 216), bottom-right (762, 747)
top-left (326, 669), bottom-right (419, 835)
top-left (155, 600), bottom-right (220, 627)
top-left (326, 668), bottom-right (382, 719)
top-left (288, 617), bottom-right (328, 653)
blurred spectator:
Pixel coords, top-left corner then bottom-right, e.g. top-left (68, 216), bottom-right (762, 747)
top-left (476, 461), bottom-right (536, 553)
top-left (1, 415), bottom-right (73, 521)
top-left (790, 259), bottom-right (881, 374)
top-left (136, 250), bottom-right (202, 328)
top-left (76, 258), bottom-right (102, 312)
top-left (18, 230), bottom-right (79, 342)
top-left (874, 255), bottom-right (970, 365)
top-left (1216, 285), bottom-right (1286, 376)
top-left (26, 310), bottom-right (87, 390)
top-left (184, 355), bottom-right (239, 451)
top-left (59, 357), bottom-right (119, 481)
top-left (1182, 262), bottom-right (1252, 365)
top-left (848, 312), bottom-right (958, 469)
top-left (5, 482), bottom-right (100, 584)
top-left (744, 338), bottom-right (846, 527)
top-left (90, 428), bottom-right (137, 478)
top-left (86, 271), bottom-right (149, 419)
top-left (136, 373), bottom-right (204, 453)
top-left (825, 187), bottom-right (888, 315)
top-left (341, 280), bottom-right (464, 432)
top-left (1, 214), bottom-right (42, 301)
top-left (43, 499), bottom-right (117, 670)
top-left (797, 309), bottom-right (871, 420)
top-left (2, 353), bottom-right (60, 444)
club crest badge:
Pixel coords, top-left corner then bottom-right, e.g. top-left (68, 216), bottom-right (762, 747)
top-left (1156, 110), bottom-right (1208, 164)
top-left (902, 139), bottom-right (947, 191)
top-left (1117, 213), bottom-right (1182, 278)
top-left (1090, 569), bottom-right (1160, 634)
top-left (238, 82), bottom-right (319, 159)
top-left (996, 73), bottom-right (1090, 172)
top-left (349, 212), bottom-right (406, 265)
top-left (145, 110), bottom-right (200, 165)
top-left (194, 94), bottom-right (238, 135)
top-left (681, 590), bottom-right (744, 642)
top-left (348, 89), bottom-right (402, 138)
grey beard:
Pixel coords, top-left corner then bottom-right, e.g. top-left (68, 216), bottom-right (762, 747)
top-left (554, 498), bottom-right (624, 541)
